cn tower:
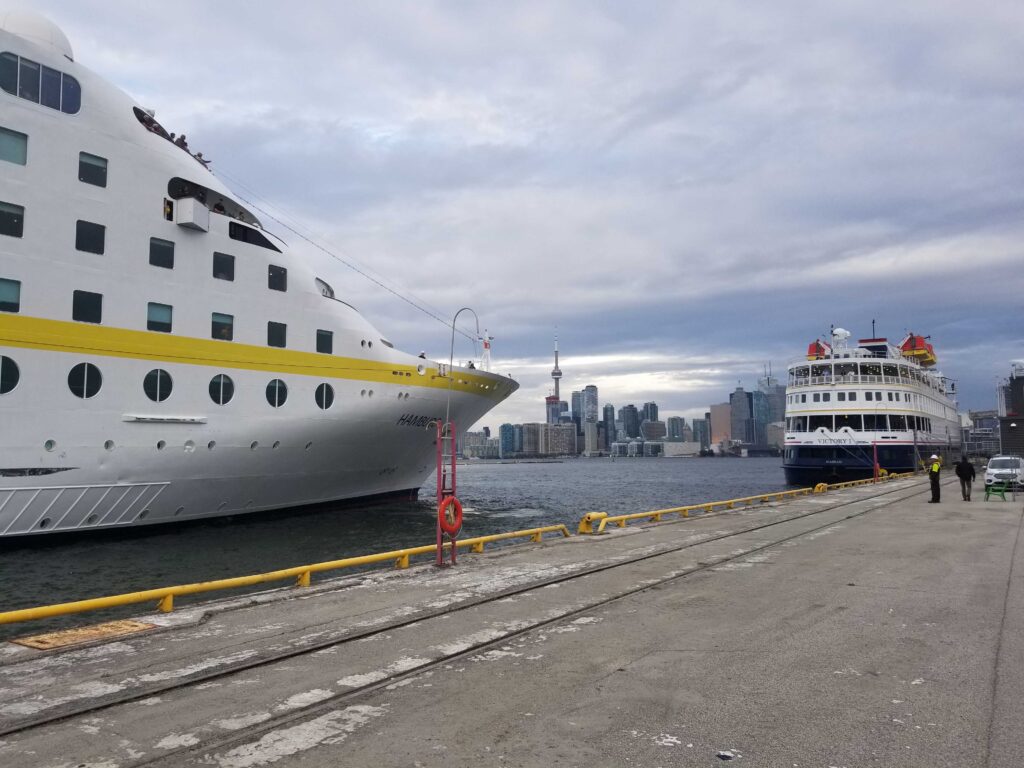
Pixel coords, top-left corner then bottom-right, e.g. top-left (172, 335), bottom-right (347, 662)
top-left (551, 337), bottom-right (562, 400)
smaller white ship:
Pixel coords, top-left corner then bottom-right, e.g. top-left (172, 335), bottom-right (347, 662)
top-left (783, 327), bottom-right (960, 485)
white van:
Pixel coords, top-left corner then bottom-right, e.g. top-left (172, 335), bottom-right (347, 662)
top-left (985, 456), bottom-right (1023, 488)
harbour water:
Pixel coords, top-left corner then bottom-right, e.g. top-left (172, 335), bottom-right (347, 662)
top-left (0, 457), bottom-right (785, 639)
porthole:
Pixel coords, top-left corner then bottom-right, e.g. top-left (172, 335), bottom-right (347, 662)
top-left (138, 509), bottom-right (149, 519)
top-left (304, 441), bottom-right (313, 450)
top-left (315, 382), bottom-right (334, 410)
top-left (0, 355), bottom-right (19, 394)
top-left (217, 502), bottom-right (227, 511)
top-left (272, 440), bottom-right (281, 449)
top-left (417, 364), bottom-right (425, 375)
top-left (86, 514), bottom-right (98, 524)
top-left (207, 440), bottom-right (216, 450)
top-left (39, 518), bottom-right (51, 529)
top-left (184, 440), bottom-right (195, 452)
top-left (250, 441), bottom-right (259, 450)
top-left (209, 373), bottom-right (234, 405)
top-left (361, 340), bottom-right (366, 348)
top-left (157, 440), bottom-right (166, 450)
top-left (44, 439), bottom-right (56, 452)
top-left (104, 440), bottom-right (114, 451)
top-left (143, 368), bottom-right (173, 402)
top-left (174, 506), bottom-right (184, 516)
top-left (368, 389), bottom-right (374, 398)
top-left (266, 379), bottom-right (288, 407)
top-left (68, 362), bottom-right (102, 398)
top-left (360, 389), bottom-right (366, 397)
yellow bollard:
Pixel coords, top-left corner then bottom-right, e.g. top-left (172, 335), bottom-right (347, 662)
top-left (814, 482), bottom-right (829, 494)
top-left (157, 594), bottom-right (173, 613)
top-left (295, 571), bottom-right (311, 587)
top-left (395, 554), bottom-right (410, 569)
top-left (577, 512), bottom-right (608, 535)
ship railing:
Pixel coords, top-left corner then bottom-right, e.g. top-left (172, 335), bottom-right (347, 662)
top-left (0, 525), bottom-right (571, 626)
top-left (788, 374), bottom-right (915, 388)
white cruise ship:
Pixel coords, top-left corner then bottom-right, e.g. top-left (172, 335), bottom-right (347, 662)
top-left (783, 327), bottom-right (960, 485)
top-left (0, 13), bottom-right (518, 537)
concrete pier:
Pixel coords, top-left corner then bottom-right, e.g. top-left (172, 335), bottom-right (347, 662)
top-left (1, 476), bottom-right (1021, 767)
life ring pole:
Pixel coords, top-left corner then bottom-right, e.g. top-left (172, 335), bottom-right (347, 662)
top-left (436, 419), bottom-right (458, 566)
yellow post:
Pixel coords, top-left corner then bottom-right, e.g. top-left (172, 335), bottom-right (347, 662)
top-left (295, 571), bottom-right (311, 587)
top-left (395, 554), bottom-right (410, 569)
top-left (680, 508), bottom-right (689, 518)
top-left (530, 531), bottom-right (542, 543)
top-left (157, 594), bottom-right (173, 613)
top-left (577, 512), bottom-right (607, 535)
top-left (471, 541), bottom-right (485, 553)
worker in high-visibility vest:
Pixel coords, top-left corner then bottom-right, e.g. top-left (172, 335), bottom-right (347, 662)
top-left (927, 454), bottom-right (941, 503)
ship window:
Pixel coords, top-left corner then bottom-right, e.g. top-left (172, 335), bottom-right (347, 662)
top-left (810, 364), bottom-right (831, 378)
top-left (0, 127), bottom-right (27, 165)
top-left (904, 393), bottom-right (910, 402)
top-left (812, 393), bottom-right (820, 402)
top-left (808, 415), bottom-right (833, 431)
top-left (267, 321), bottom-right (286, 348)
top-left (78, 152), bottom-right (107, 187)
top-left (0, 53), bottom-right (15, 93)
top-left (864, 414), bottom-right (887, 430)
top-left (315, 382), bottom-right (334, 410)
top-left (0, 355), bottom-right (18, 394)
top-left (883, 364), bottom-right (899, 377)
top-left (75, 220), bottom-right (105, 254)
top-left (72, 290), bottom-right (102, 324)
top-left (209, 373), bottom-right (234, 405)
top-left (0, 278), bottom-right (19, 312)
top-left (822, 392), bottom-right (830, 402)
top-left (848, 392), bottom-right (857, 401)
top-left (68, 362), bottom-right (102, 398)
top-left (800, 394), bottom-right (806, 403)
top-left (266, 379), bottom-right (288, 408)
top-left (212, 312), bottom-right (233, 340)
top-left (890, 414), bottom-right (907, 431)
top-left (837, 392), bottom-right (846, 402)
top-left (17, 58), bottom-right (38, 101)
top-left (887, 392), bottom-right (893, 401)
top-left (213, 252), bottom-right (234, 280)
top-left (268, 265), bottom-right (287, 291)
top-left (61, 75), bottom-right (81, 114)
top-left (147, 302), bottom-right (172, 333)
top-left (836, 414), bottom-right (862, 431)
top-left (875, 391), bottom-right (882, 400)
top-left (40, 65), bottom-right (61, 109)
top-left (0, 354), bottom-right (17, 393)
top-left (865, 392), bottom-right (872, 401)
top-left (316, 329), bottom-right (333, 354)
top-left (143, 369), bottom-right (173, 402)
top-left (0, 201), bottom-right (24, 237)
top-left (228, 221), bottom-right (280, 252)
top-left (789, 416), bottom-right (807, 432)
top-left (149, 237), bottom-right (174, 269)
top-left (315, 277), bottom-right (335, 299)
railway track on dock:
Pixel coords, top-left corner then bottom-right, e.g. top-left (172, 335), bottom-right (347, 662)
top-left (0, 479), bottom-right (934, 766)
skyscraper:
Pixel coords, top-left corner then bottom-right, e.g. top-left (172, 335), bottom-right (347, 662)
top-left (583, 385), bottom-right (599, 423)
top-left (642, 401), bottom-right (659, 423)
top-left (499, 423), bottom-right (515, 458)
top-left (666, 416), bottom-right (685, 441)
top-left (621, 404), bottom-right (640, 438)
top-left (603, 402), bottom-right (617, 447)
top-left (570, 390), bottom-right (583, 430)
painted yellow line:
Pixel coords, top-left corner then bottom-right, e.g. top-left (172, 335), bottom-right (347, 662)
top-left (0, 314), bottom-right (510, 399)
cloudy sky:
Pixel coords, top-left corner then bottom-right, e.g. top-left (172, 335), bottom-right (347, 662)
top-left (24, 1), bottom-right (1024, 428)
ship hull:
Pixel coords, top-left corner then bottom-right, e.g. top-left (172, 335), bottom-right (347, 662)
top-left (783, 443), bottom-right (953, 486)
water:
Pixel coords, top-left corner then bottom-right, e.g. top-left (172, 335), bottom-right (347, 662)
top-left (0, 457), bottom-right (785, 639)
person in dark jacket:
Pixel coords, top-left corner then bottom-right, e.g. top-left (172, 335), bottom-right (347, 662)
top-left (955, 456), bottom-right (976, 501)
top-left (928, 454), bottom-right (941, 503)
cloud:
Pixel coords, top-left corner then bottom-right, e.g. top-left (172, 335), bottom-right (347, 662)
top-left (24, 0), bottom-right (1024, 427)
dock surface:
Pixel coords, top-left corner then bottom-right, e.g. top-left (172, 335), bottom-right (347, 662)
top-left (1, 477), bottom-right (1021, 767)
